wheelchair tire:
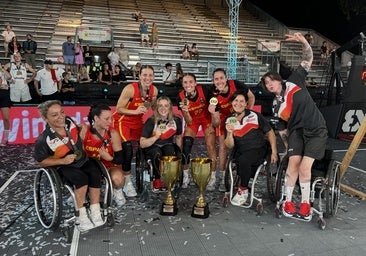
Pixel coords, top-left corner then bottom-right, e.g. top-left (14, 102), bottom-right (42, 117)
top-left (324, 159), bottom-right (341, 218)
top-left (91, 159), bottom-right (114, 208)
top-left (274, 155), bottom-right (288, 202)
top-left (33, 168), bottom-right (63, 230)
top-left (266, 154), bottom-right (279, 203)
top-left (135, 148), bottom-right (144, 194)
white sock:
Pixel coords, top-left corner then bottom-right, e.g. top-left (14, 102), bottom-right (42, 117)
top-left (300, 182), bottom-right (311, 203)
top-left (285, 186), bottom-right (295, 202)
top-left (124, 174), bottom-right (131, 184)
top-left (183, 169), bottom-right (189, 176)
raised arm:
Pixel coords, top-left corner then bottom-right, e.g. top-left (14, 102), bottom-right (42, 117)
top-left (285, 32), bottom-right (313, 72)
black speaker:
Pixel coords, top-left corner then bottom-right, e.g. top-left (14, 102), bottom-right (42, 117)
top-left (319, 104), bottom-right (344, 138)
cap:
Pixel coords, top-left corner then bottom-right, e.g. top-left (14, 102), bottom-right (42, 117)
top-left (44, 59), bottom-right (53, 65)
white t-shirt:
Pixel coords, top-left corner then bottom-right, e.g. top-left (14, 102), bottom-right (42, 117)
top-left (1, 30), bottom-right (15, 43)
top-left (35, 68), bottom-right (62, 95)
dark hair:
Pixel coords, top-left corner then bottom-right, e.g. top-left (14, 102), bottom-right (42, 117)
top-left (140, 64), bottom-right (154, 73)
top-left (44, 59), bottom-right (53, 65)
top-left (230, 90), bottom-right (248, 102)
top-left (87, 104), bottom-right (111, 126)
top-left (260, 71), bottom-right (283, 92)
top-left (183, 72), bottom-right (196, 81)
top-left (212, 68), bottom-right (226, 78)
top-left (165, 63), bottom-right (172, 68)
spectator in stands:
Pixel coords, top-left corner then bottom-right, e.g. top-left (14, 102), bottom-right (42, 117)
top-left (320, 40), bottom-right (329, 66)
top-left (107, 47), bottom-right (120, 73)
top-left (8, 36), bottom-right (21, 62)
top-left (132, 62), bottom-right (141, 80)
top-left (139, 19), bottom-right (149, 47)
top-left (0, 63), bottom-right (12, 146)
top-left (140, 96), bottom-right (183, 192)
top-left (177, 73), bottom-right (217, 189)
top-left (112, 64), bottom-right (127, 85)
top-left (151, 22), bottom-right (158, 48)
top-left (4, 52), bottom-right (36, 104)
top-left (34, 100), bottom-right (104, 232)
top-left (307, 77), bottom-right (319, 88)
top-left (98, 62), bottom-right (112, 85)
top-left (74, 42), bottom-right (84, 74)
top-left (83, 44), bottom-right (94, 67)
top-left (260, 32), bottom-right (328, 221)
top-left (77, 65), bottom-right (92, 84)
top-left (34, 60), bottom-right (62, 102)
top-left (1, 25), bottom-right (15, 58)
top-left (224, 90), bottom-right (278, 206)
top-left (88, 61), bottom-right (100, 82)
top-left (22, 34), bottom-right (37, 69)
top-left (118, 43), bottom-right (130, 69)
top-left (304, 31), bottom-right (313, 45)
top-left (175, 63), bottom-right (184, 87)
top-left (83, 103), bottom-right (126, 207)
top-left (190, 43), bottom-right (199, 60)
top-left (182, 44), bottom-right (190, 59)
top-left (61, 72), bottom-right (76, 105)
top-left (133, 9), bottom-right (143, 22)
top-left (112, 65), bottom-right (158, 197)
top-left (208, 68), bottom-right (255, 191)
top-left (162, 63), bottom-right (176, 86)
top-left (62, 36), bottom-right (75, 75)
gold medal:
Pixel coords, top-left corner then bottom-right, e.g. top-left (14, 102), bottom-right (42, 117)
top-left (183, 98), bottom-right (189, 106)
top-left (209, 97), bottom-right (218, 105)
top-left (159, 123), bottom-right (167, 131)
top-left (74, 150), bottom-right (83, 161)
top-left (144, 101), bottom-right (150, 108)
top-left (17, 70), bottom-right (22, 75)
top-left (227, 117), bottom-right (237, 124)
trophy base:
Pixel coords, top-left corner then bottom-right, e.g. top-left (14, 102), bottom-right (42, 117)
top-left (191, 203), bottom-right (210, 219)
top-left (160, 201), bottom-right (178, 216)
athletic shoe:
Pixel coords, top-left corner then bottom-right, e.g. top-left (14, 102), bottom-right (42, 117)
top-left (231, 188), bottom-right (248, 206)
top-left (152, 179), bottom-right (167, 193)
top-left (283, 201), bottom-right (296, 217)
top-left (123, 181), bottom-right (137, 197)
top-left (298, 202), bottom-right (312, 220)
top-left (113, 188), bottom-right (126, 207)
top-left (206, 173), bottom-right (216, 191)
top-left (89, 204), bottom-right (104, 228)
top-left (182, 170), bottom-right (190, 189)
top-left (76, 207), bottom-right (94, 232)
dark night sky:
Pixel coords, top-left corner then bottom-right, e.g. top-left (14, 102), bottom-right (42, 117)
top-left (249, 0), bottom-right (366, 50)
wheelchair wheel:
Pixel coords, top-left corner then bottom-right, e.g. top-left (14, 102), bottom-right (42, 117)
top-left (224, 151), bottom-right (239, 193)
top-left (324, 159), bottom-right (341, 218)
top-left (92, 159), bottom-right (114, 208)
top-left (274, 155), bottom-right (288, 202)
top-left (266, 154), bottom-right (280, 203)
top-left (33, 168), bottom-right (63, 230)
top-left (135, 148), bottom-right (145, 194)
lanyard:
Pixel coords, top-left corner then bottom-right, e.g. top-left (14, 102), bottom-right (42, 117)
top-left (91, 127), bottom-right (110, 147)
top-left (50, 125), bottom-right (82, 160)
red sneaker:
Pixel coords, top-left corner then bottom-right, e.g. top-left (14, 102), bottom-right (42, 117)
top-left (153, 179), bottom-right (166, 193)
top-left (283, 201), bottom-right (296, 217)
top-left (298, 202), bottom-right (311, 220)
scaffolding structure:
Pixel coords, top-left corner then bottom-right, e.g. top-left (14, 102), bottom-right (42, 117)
top-left (226, 0), bottom-right (242, 79)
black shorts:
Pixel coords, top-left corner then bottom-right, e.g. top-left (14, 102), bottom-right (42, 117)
top-left (287, 127), bottom-right (328, 160)
top-left (0, 89), bottom-right (11, 108)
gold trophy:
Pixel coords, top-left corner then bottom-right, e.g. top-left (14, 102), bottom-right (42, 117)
top-left (159, 156), bottom-right (181, 216)
top-left (190, 158), bottom-right (212, 218)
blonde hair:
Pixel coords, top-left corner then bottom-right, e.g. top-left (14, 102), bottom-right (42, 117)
top-left (153, 96), bottom-right (174, 123)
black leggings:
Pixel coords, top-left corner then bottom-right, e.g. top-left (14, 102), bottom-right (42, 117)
top-left (236, 147), bottom-right (266, 188)
top-left (58, 159), bottom-right (102, 189)
top-left (143, 144), bottom-right (177, 179)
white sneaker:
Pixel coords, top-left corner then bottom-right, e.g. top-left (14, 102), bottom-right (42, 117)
top-left (77, 207), bottom-right (94, 232)
top-left (123, 182), bottom-right (137, 197)
top-left (231, 189), bottom-right (248, 206)
top-left (89, 204), bottom-right (104, 228)
top-left (206, 172), bottom-right (216, 191)
top-left (113, 188), bottom-right (126, 207)
top-left (182, 170), bottom-right (190, 189)
top-left (219, 178), bottom-right (226, 192)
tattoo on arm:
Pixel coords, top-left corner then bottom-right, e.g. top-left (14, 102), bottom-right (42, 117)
top-left (301, 44), bottom-right (313, 72)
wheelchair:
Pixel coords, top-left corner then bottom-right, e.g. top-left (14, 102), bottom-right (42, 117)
top-left (33, 158), bottom-right (115, 243)
top-left (135, 143), bottom-right (183, 202)
top-left (222, 145), bottom-right (277, 215)
top-left (274, 149), bottom-right (341, 230)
